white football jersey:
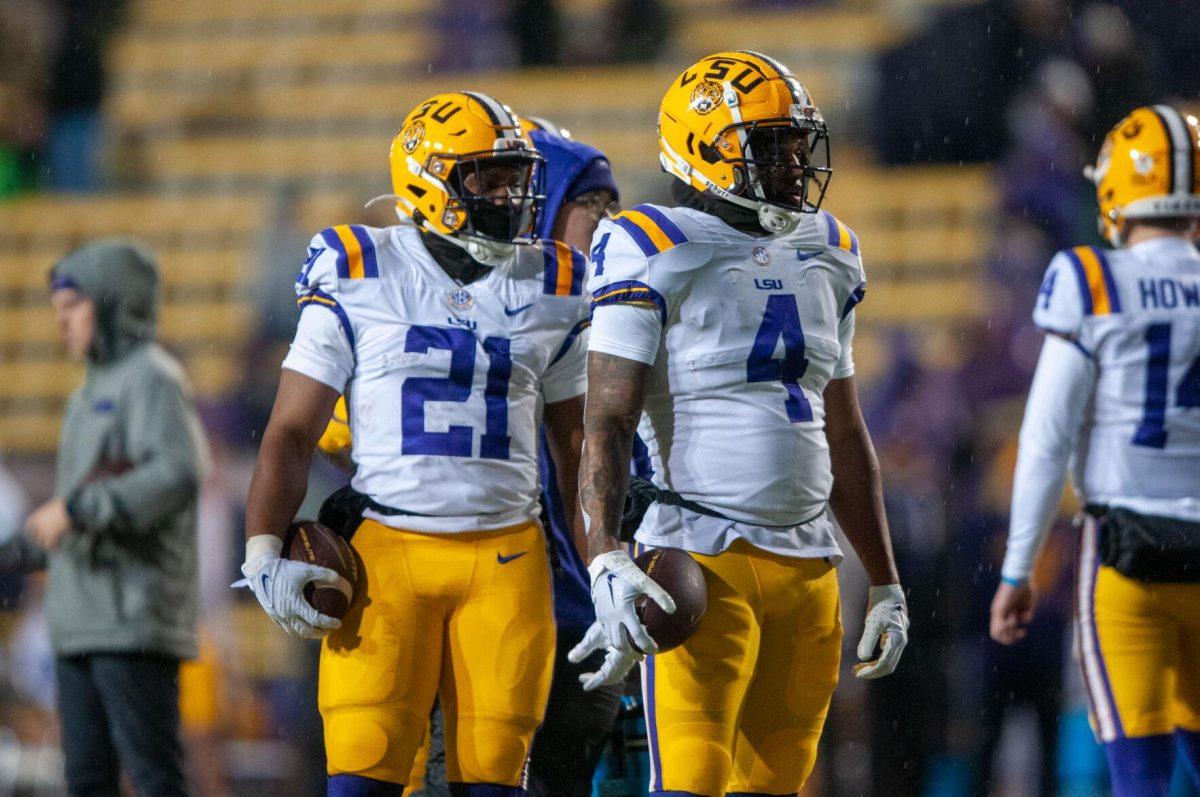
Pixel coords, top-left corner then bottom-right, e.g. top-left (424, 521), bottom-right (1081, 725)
top-left (587, 203), bottom-right (866, 558)
top-left (1033, 236), bottom-right (1200, 515)
top-left (282, 223), bottom-right (589, 533)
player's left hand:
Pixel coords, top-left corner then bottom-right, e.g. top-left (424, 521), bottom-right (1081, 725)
top-left (568, 622), bottom-right (640, 692)
top-left (25, 499), bottom-right (72, 551)
top-left (854, 584), bottom-right (909, 680)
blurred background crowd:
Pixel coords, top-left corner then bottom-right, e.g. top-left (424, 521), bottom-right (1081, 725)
top-left (0, 0), bottom-right (1197, 794)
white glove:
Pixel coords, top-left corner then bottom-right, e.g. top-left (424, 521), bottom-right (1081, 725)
top-left (567, 622), bottom-right (640, 692)
top-left (567, 549), bottom-right (677, 692)
top-left (587, 549), bottom-right (676, 654)
top-left (854, 584), bottom-right (909, 679)
top-left (233, 534), bottom-right (345, 639)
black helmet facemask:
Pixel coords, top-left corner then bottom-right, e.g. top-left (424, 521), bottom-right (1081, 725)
top-left (446, 152), bottom-right (545, 244)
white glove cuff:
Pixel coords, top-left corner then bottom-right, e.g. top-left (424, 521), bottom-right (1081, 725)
top-left (587, 549), bottom-right (634, 586)
top-left (868, 584), bottom-right (905, 607)
top-left (245, 534), bottom-right (284, 564)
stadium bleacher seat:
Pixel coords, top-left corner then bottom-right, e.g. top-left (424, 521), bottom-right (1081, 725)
top-left (0, 0), bottom-right (996, 454)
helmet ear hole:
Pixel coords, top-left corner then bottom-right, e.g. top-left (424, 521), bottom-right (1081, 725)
top-left (698, 142), bottom-right (722, 165)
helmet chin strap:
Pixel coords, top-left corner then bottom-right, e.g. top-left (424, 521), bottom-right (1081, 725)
top-left (426, 225), bottom-right (515, 267)
top-left (461, 235), bottom-right (516, 267)
top-left (661, 143), bottom-right (801, 235)
top-left (757, 204), bottom-right (801, 235)
top-left (387, 204), bottom-right (516, 268)
top-left (693, 173), bottom-right (800, 235)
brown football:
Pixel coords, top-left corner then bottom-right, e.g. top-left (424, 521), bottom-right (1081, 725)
top-left (631, 547), bottom-right (707, 654)
top-left (282, 520), bottom-right (358, 619)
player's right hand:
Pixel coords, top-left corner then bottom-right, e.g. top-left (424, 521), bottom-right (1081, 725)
top-left (586, 549), bottom-right (676, 655)
top-left (233, 534), bottom-right (342, 639)
top-left (568, 622), bottom-right (640, 691)
top-left (989, 579), bottom-right (1036, 645)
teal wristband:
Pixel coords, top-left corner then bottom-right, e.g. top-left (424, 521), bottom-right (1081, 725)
top-left (1001, 576), bottom-right (1028, 587)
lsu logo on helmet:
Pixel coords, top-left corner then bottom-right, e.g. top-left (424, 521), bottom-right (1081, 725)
top-left (388, 91), bottom-right (545, 262)
top-left (400, 120), bottom-right (425, 154)
top-left (689, 82), bottom-right (723, 115)
top-left (1087, 105), bottom-right (1200, 245)
top-left (658, 50), bottom-right (832, 234)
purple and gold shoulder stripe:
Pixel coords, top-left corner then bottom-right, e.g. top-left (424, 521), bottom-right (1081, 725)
top-left (541, 240), bottom-right (586, 296)
top-left (297, 289), bottom-right (355, 348)
top-left (820, 211), bottom-right (859, 256)
top-left (319, 225), bottom-right (380, 280)
top-left (591, 280), bottom-right (668, 326)
top-left (612, 205), bottom-right (688, 257)
top-left (1065, 245), bottom-right (1121, 316)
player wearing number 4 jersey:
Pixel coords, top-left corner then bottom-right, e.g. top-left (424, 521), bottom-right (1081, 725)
top-left (241, 91), bottom-right (588, 795)
top-left (992, 106), bottom-right (1200, 797)
top-left (574, 51), bottom-right (908, 795)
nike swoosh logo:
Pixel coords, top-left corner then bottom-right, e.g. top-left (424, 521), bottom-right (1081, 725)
top-left (504, 303), bottom-right (533, 316)
top-left (260, 574), bottom-right (273, 608)
top-left (795, 251), bottom-right (822, 262)
top-left (497, 551), bottom-right (528, 564)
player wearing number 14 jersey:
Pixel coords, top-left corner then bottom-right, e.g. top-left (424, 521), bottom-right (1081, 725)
top-left (992, 107), bottom-right (1200, 796)
top-left (240, 91), bottom-right (588, 794)
top-left (573, 51), bottom-right (908, 795)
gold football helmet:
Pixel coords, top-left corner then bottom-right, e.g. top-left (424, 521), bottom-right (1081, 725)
top-left (389, 91), bottom-right (544, 262)
top-left (658, 50), bottom-right (831, 233)
top-left (1087, 105), bottom-right (1200, 246)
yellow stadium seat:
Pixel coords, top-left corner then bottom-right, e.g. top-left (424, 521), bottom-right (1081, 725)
top-left (130, 0), bottom-right (435, 26)
top-left (110, 30), bottom-right (433, 76)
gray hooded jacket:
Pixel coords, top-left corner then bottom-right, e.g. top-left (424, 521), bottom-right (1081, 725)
top-left (41, 240), bottom-right (207, 659)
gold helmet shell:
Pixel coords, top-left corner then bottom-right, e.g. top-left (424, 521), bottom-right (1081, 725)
top-left (1088, 105), bottom-right (1200, 246)
top-left (389, 91), bottom-right (543, 252)
top-left (658, 50), bottom-right (831, 232)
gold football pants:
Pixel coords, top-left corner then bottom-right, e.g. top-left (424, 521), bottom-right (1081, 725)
top-left (320, 518), bottom-right (555, 786)
top-left (1077, 516), bottom-right (1200, 742)
top-left (638, 539), bottom-right (842, 795)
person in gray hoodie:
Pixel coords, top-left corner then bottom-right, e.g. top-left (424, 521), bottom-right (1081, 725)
top-left (17, 238), bottom-right (207, 797)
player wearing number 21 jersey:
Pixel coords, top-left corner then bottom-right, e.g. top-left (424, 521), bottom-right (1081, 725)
top-left (240, 91), bottom-right (588, 794)
top-left (572, 51), bottom-right (909, 795)
top-left (992, 106), bottom-right (1200, 797)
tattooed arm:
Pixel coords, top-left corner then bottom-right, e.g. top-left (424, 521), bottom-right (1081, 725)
top-left (579, 351), bottom-right (651, 562)
top-left (571, 348), bottom-right (674, 686)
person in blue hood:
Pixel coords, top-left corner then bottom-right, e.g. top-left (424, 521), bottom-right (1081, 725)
top-left (523, 119), bottom-right (634, 796)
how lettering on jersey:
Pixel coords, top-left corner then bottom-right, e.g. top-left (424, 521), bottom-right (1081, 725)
top-left (755, 278), bottom-right (784, 290)
top-left (1138, 278), bottom-right (1200, 310)
top-left (447, 316), bottom-right (478, 331)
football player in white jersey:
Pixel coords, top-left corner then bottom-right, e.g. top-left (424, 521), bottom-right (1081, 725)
top-left (239, 91), bottom-right (590, 795)
top-left (570, 51), bottom-right (909, 795)
top-left (991, 106), bottom-right (1200, 796)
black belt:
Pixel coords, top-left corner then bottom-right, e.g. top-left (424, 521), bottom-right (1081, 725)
top-left (629, 476), bottom-right (826, 529)
top-left (364, 496), bottom-right (434, 517)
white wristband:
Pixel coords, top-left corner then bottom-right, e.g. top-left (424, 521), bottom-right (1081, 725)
top-left (245, 534), bottom-right (284, 563)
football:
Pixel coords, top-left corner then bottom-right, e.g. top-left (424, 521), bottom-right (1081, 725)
top-left (632, 547), bottom-right (708, 654)
top-left (282, 520), bottom-right (359, 620)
